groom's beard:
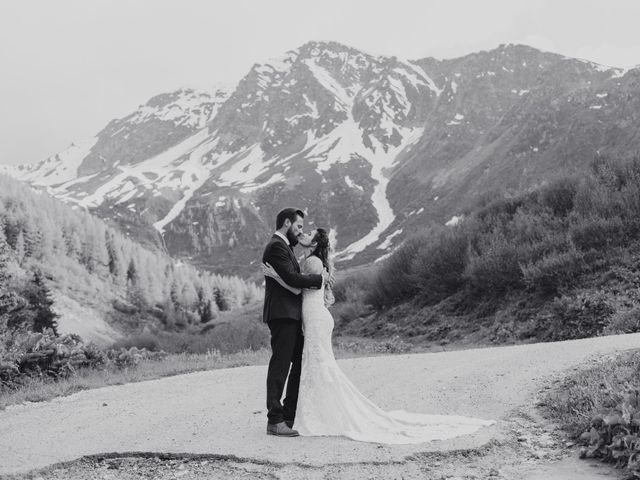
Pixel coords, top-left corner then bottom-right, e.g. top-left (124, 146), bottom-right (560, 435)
top-left (286, 228), bottom-right (299, 247)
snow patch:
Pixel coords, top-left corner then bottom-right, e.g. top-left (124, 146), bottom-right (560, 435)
top-left (152, 133), bottom-right (216, 233)
top-left (405, 61), bottom-right (443, 96)
top-left (303, 59), bottom-right (353, 108)
top-left (445, 215), bottom-right (463, 227)
top-left (344, 176), bottom-right (364, 191)
top-left (9, 137), bottom-right (98, 187)
top-left (377, 229), bottom-right (403, 250)
top-left (79, 128), bottom-right (213, 209)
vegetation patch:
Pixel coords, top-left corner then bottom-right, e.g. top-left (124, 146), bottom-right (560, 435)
top-left (542, 349), bottom-right (640, 478)
top-left (334, 157), bottom-right (640, 346)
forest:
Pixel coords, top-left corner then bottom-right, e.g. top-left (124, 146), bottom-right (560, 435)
top-left (0, 173), bottom-right (263, 389)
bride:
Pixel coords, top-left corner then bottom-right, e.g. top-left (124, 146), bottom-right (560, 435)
top-left (262, 228), bottom-right (495, 444)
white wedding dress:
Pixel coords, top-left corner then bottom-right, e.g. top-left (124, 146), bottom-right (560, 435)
top-left (294, 256), bottom-right (495, 444)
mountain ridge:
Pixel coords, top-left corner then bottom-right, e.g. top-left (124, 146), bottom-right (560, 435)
top-left (3, 41), bottom-right (639, 277)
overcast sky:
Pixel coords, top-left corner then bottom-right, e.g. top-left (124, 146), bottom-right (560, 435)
top-left (1, 0), bottom-right (639, 166)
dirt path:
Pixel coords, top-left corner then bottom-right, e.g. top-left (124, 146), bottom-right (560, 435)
top-left (2, 333), bottom-right (639, 479)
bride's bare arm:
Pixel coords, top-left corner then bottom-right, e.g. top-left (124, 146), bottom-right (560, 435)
top-left (262, 263), bottom-right (301, 295)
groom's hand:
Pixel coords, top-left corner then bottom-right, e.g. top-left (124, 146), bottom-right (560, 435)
top-left (328, 270), bottom-right (336, 288)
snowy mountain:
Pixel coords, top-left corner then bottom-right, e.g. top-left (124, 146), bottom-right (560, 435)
top-left (4, 41), bottom-right (640, 277)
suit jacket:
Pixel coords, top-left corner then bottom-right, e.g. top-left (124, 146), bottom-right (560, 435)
top-left (262, 234), bottom-right (323, 323)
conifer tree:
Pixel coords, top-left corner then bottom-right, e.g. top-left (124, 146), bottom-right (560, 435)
top-left (14, 231), bottom-right (25, 265)
top-left (105, 231), bottom-right (124, 280)
top-left (30, 270), bottom-right (58, 334)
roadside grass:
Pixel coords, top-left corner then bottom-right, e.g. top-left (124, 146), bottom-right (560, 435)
top-left (542, 349), bottom-right (640, 437)
top-left (541, 348), bottom-right (640, 477)
top-left (0, 349), bottom-right (271, 410)
top-left (0, 334), bottom-right (423, 410)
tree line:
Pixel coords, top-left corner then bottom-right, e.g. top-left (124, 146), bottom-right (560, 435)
top-left (0, 173), bottom-right (262, 336)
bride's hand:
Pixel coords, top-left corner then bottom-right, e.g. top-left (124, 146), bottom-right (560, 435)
top-left (262, 262), bottom-right (278, 279)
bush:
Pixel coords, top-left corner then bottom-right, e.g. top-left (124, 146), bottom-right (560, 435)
top-left (0, 329), bottom-right (107, 389)
top-left (412, 227), bottom-right (468, 305)
top-left (570, 215), bottom-right (625, 251)
top-left (365, 234), bottom-right (424, 309)
top-left (464, 234), bottom-right (524, 296)
top-left (106, 346), bottom-right (167, 368)
top-left (476, 195), bottom-right (525, 225)
top-left (522, 248), bottom-right (586, 293)
top-left (506, 209), bottom-right (567, 248)
top-left (111, 331), bottom-right (161, 351)
top-left (334, 335), bottom-right (413, 354)
top-left (155, 320), bottom-right (269, 355)
top-left (539, 177), bottom-right (579, 216)
top-left (0, 328), bottom-right (169, 390)
top-left (603, 307), bottom-right (640, 335)
top-left (332, 270), bottom-right (372, 304)
top-left (534, 291), bottom-right (615, 341)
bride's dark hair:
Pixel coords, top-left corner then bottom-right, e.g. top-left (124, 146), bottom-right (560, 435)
top-left (310, 228), bottom-right (331, 272)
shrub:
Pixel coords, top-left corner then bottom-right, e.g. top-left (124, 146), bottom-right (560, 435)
top-left (534, 291), bottom-right (615, 341)
top-left (412, 227), bottom-right (468, 305)
top-left (334, 335), bottom-right (413, 354)
top-left (331, 300), bottom-right (372, 327)
top-left (570, 215), bottom-right (625, 251)
top-left (539, 177), bottom-right (579, 216)
top-left (506, 209), bottom-right (567, 247)
top-left (332, 269), bottom-right (373, 304)
top-left (603, 307), bottom-right (640, 335)
top-left (106, 346), bottom-right (167, 368)
top-left (156, 319), bottom-right (269, 355)
top-left (464, 234), bottom-right (524, 296)
top-left (476, 195), bottom-right (525, 225)
top-left (0, 329), bottom-right (107, 389)
top-left (111, 331), bottom-right (161, 351)
top-left (365, 234), bottom-right (424, 309)
top-left (331, 270), bottom-right (374, 325)
top-left (521, 248), bottom-right (586, 293)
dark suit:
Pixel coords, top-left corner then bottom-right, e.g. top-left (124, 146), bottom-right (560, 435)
top-left (263, 233), bottom-right (323, 425)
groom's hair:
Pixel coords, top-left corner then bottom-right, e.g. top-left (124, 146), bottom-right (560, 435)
top-left (276, 208), bottom-right (304, 229)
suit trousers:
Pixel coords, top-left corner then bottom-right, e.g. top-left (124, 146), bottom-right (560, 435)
top-left (266, 318), bottom-right (304, 425)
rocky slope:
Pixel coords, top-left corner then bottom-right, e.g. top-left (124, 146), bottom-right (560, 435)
top-left (3, 42), bottom-right (639, 276)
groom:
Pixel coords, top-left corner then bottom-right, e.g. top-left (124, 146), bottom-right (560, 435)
top-left (262, 207), bottom-right (328, 437)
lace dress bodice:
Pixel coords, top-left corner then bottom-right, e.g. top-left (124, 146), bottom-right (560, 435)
top-left (301, 256), bottom-right (328, 321)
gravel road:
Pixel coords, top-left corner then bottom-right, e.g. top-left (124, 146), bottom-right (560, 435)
top-left (2, 333), bottom-right (640, 478)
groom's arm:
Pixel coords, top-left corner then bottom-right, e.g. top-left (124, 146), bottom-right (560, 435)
top-left (268, 243), bottom-right (323, 289)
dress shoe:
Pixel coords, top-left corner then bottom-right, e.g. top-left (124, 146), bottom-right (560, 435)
top-left (285, 420), bottom-right (294, 429)
top-left (267, 421), bottom-right (299, 437)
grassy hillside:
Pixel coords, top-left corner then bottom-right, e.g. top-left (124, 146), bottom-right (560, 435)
top-left (333, 156), bottom-right (640, 346)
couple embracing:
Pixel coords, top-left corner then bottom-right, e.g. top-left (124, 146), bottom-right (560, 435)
top-left (262, 207), bottom-right (494, 444)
